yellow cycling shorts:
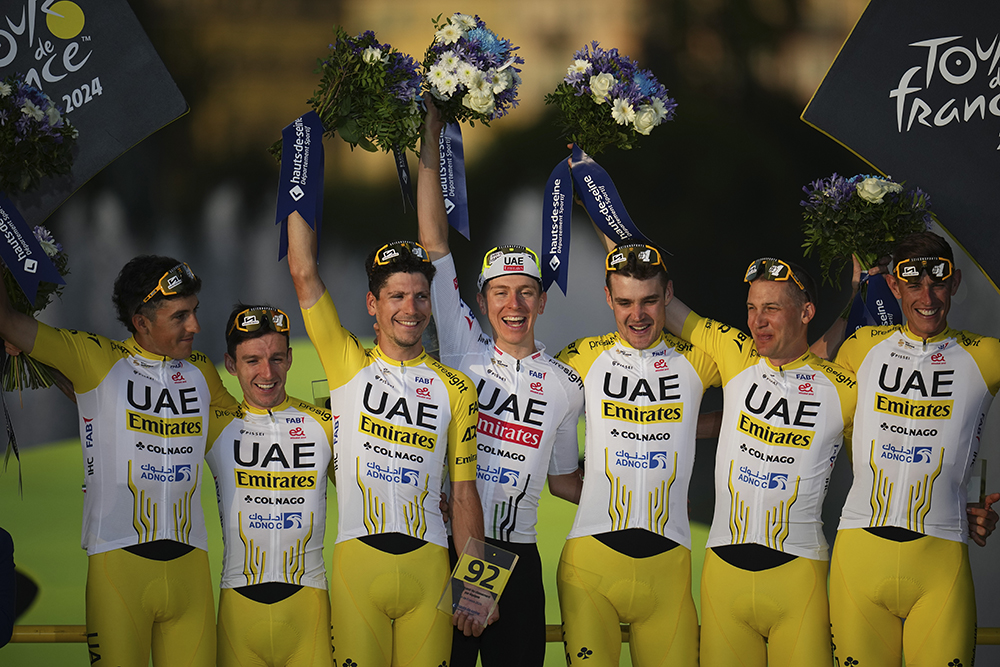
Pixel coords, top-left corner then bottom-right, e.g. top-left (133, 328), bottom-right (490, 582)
top-left (85, 547), bottom-right (215, 667)
top-left (557, 535), bottom-right (699, 667)
top-left (330, 537), bottom-right (452, 667)
top-left (217, 586), bottom-right (332, 667)
top-left (699, 548), bottom-right (832, 667)
top-left (830, 528), bottom-right (976, 667)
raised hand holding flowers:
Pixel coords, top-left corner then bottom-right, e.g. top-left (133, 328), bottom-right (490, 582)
top-left (422, 13), bottom-right (523, 126)
top-left (545, 42), bottom-right (677, 155)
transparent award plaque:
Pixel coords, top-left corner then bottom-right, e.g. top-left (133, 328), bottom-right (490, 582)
top-left (438, 538), bottom-right (518, 626)
top-left (312, 379), bottom-right (330, 409)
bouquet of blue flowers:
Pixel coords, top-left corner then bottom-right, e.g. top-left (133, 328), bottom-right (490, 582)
top-left (422, 13), bottom-right (523, 125)
top-left (2, 225), bottom-right (70, 391)
top-left (270, 28), bottom-right (422, 157)
top-left (801, 173), bottom-right (934, 286)
top-left (545, 42), bottom-right (677, 155)
top-left (0, 74), bottom-right (78, 195)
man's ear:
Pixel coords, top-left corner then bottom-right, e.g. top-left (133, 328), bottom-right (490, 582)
top-left (366, 291), bottom-right (377, 316)
top-left (224, 352), bottom-right (237, 377)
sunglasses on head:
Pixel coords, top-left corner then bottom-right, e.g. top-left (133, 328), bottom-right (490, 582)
top-left (228, 307), bottom-right (290, 337)
top-left (606, 243), bottom-right (664, 272)
top-left (372, 241), bottom-right (430, 267)
top-left (744, 257), bottom-right (806, 293)
top-left (892, 257), bottom-right (953, 284)
top-left (142, 263), bottom-right (197, 304)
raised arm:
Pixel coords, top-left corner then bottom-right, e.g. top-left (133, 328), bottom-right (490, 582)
top-left (286, 210), bottom-right (326, 310)
top-left (0, 279), bottom-right (40, 355)
top-left (416, 101), bottom-right (449, 261)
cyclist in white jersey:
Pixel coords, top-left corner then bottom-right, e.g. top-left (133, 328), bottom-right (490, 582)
top-left (0, 256), bottom-right (236, 666)
top-left (205, 304), bottom-right (334, 667)
top-left (285, 210), bottom-right (490, 667)
top-left (416, 102), bottom-right (584, 667)
top-left (817, 232), bottom-right (1000, 667)
top-left (662, 257), bottom-right (855, 667)
top-left (556, 242), bottom-right (721, 667)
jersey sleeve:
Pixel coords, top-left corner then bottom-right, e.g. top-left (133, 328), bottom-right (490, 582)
top-left (556, 337), bottom-right (604, 381)
top-left (431, 254), bottom-right (485, 363)
top-left (547, 377), bottom-right (584, 476)
top-left (30, 324), bottom-right (124, 394)
top-left (436, 363), bottom-right (479, 483)
top-left (189, 351), bottom-right (238, 411)
top-left (833, 328), bottom-right (875, 374)
top-left (680, 312), bottom-right (741, 386)
top-left (205, 407), bottom-right (240, 455)
top-left (959, 332), bottom-right (1000, 397)
top-left (300, 290), bottom-right (368, 391)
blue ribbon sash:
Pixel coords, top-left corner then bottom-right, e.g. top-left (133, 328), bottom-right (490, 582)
top-left (568, 145), bottom-right (649, 246)
top-left (440, 122), bottom-right (470, 239)
top-left (846, 273), bottom-right (901, 336)
top-left (541, 159), bottom-right (572, 294)
top-left (393, 147), bottom-right (415, 211)
top-left (0, 193), bottom-right (65, 303)
top-left (275, 111), bottom-right (325, 260)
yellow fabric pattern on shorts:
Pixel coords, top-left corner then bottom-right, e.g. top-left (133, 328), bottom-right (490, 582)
top-left (557, 535), bottom-right (698, 667)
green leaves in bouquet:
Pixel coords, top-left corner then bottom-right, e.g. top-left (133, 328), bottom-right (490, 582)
top-left (545, 84), bottom-right (633, 156)
top-left (268, 27), bottom-right (422, 161)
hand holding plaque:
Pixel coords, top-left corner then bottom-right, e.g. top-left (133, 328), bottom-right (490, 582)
top-left (438, 537), bottom-right (517, 633)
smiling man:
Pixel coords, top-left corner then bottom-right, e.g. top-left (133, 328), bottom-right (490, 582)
top-left (416, 103), bottom-right (584, 667)
top-left (0, 256), bottom-right (237, 666)
top-left (205, 304), bottom-right (334, 667)
top-left (285, 210), bottom-right (487, 667)
top-left (555, 242), bottom-right (719, 667)
top-left (828, 231), bottom-right (1000, 667)
top-left (661, 257), bottom-right (856, 667)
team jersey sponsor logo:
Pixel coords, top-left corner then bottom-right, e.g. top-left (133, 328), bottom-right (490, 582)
top-left (456, 453), bottom-right (477, 465)
top-left (138, 463), bottom-right (192, 482)
top-left (739, 443), bottom-right (794, 464)
top-left (794, 373), bottom-right (816, 381)
top-left (614, 449), bottom-right (670, 469)
top-left (529, 370), bottom-right (545, 380)
top-left (602, 400), bottom-right (683, 424)
top-left (416, 386), bottom-right (432, 399)
top-left (243, 494), bottom-right (305, 505)
top-left (477, 465), bottom-right (520, 485)
top-left (880, 422), bottom-right (938, 437)
top-left (880, 443), bottom-right (933, 463)
top-left (737, 466), bottom-right (789, 489)
top-left (415, 376), bottom-right (434, 385)
top-left (529, 381), bottom-right (544, 396)
top-left (653, 359), bottom-right (669, 372)
top-left (235, 469), bottom-right (317, 489)
top-left (743, 383), bottom-right (820, 427)
top-left (365, 462), bottom-right (421, 485)
top-left (135, 442), bottom-right (194, 455)
top-left (477, 412), bottom-right (542, 448)
top-left (246, 512), bottom-right (304, 529)
top-left (286, 417), bottom-right (304, 424)
top-left (878, 365), bottom-right (954, 397)
top-left (289, 427), bottom-right (306, 439)
top-left (798, 383), bottom-right (814, 395)
top-left (83, 417), bottom-right (94, 448)
top-left (171, 372), bottom-right (186, 384)
top-left (477, 442), bottom-right (526, 461)
top-left (603, 373), bottom-right (682, 402)
top-left (363, 442), bottom-right (425, 463)
top-left (608, 428), bottom-right (670, 442)
top-left (126, 411), bottom-right (202, 437)
top-left (931, 352), bottom-right (946, 365)
top-left (873, 393), bottom-right (953, 419)
top-left (234, 441), bottom-right (316, 468)
top-left (359, 413), bottom-right (437, 450)
top-left (736, 412), bottom-right (813, 449)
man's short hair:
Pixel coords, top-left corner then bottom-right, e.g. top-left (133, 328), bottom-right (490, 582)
top-left (783, 261), bottom-right (818, 308)
top-left (113, 255), bottom-right (202, 333)
top-left (893, 231), bottom-right (954, 264)
top-left (604, 242), bottom-right (671, 292)
top-left (365, 245), bottom-right (436, 297)
top-left (225, 303), bottom-right (290, 358)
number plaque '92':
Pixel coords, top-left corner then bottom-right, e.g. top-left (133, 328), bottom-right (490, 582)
top-left (437, 538), bottom-right (518, 626)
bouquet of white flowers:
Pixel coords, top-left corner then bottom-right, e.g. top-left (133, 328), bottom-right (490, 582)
top-left (545, 42), bottom-right (677, 155)
top-left (422, 13), bottom-right (523, 125)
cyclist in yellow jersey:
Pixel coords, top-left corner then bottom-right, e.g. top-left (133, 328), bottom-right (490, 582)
top-left (0, 256), bottom-right (237, 667)
top-left (285, 210), bottom-right (491, 667)
top-left (817, 232), bottom-right (1000, 667)
top-left (556, 242), bottom-right (720, 667)
top-left (206, 304), bottom-right (335, 667)
top-left (661, 257), bottom-right (855, 667)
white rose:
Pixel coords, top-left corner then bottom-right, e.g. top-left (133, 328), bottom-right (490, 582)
top-left (589, 73), bottom-right (615, 104)
top-left (463, 89), bottom-right (495, 115)
top-left (633, 105), bottom-right (658, 135)
top-left (0, 82), bottom-right (11, 97)
top-left (855, 177), bottom-right (902, 204)
top-left (46, 105), bottom-right (62, 126)
top-left (21, 99), bottom-right (44, 121)
top-left (362, 47), bottom-right (382, 65)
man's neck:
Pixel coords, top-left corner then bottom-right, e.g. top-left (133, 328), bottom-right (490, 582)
top-left (766, 344), bottom-right (809, 369)
top-left (493, 335), bottom-right (538, 360)
top-left (132, 333), bottom-right (172, 359)
top-left (379, 342), bottom-right (424, 363)
top-left (245, 394), bottom-right (289, 413)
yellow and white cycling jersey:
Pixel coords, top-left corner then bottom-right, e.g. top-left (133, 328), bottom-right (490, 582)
top-left (31, 323), bottom-right (237, 555)
top-left (683, 313), bottom-right (856, 560)
top-left (206, 397), bottom-right (334, 589)
top-left (836, 324), bottom-right (1000, 542)
top-left (302, 291), bottom-right (478, 548)
top-left (556, 329), bottom-right (719, 547)
top-left (430, 254), bottom-right (584, 543)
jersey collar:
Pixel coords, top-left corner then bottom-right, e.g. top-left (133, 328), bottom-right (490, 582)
top-left (613, 330), bottom-right (667, 352)
top-left (901, 322), bottom-right (954, 345)
top-left (124, 335), bottom-right (178, 362)
top-left (242, 396), bottom-right (292, 416)
top-left (493, 341), bottom-right (547, 363)
top-left (371, 345), bottom-right (430, 367)
top-left (762, 348), bottom-right (813, 372)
